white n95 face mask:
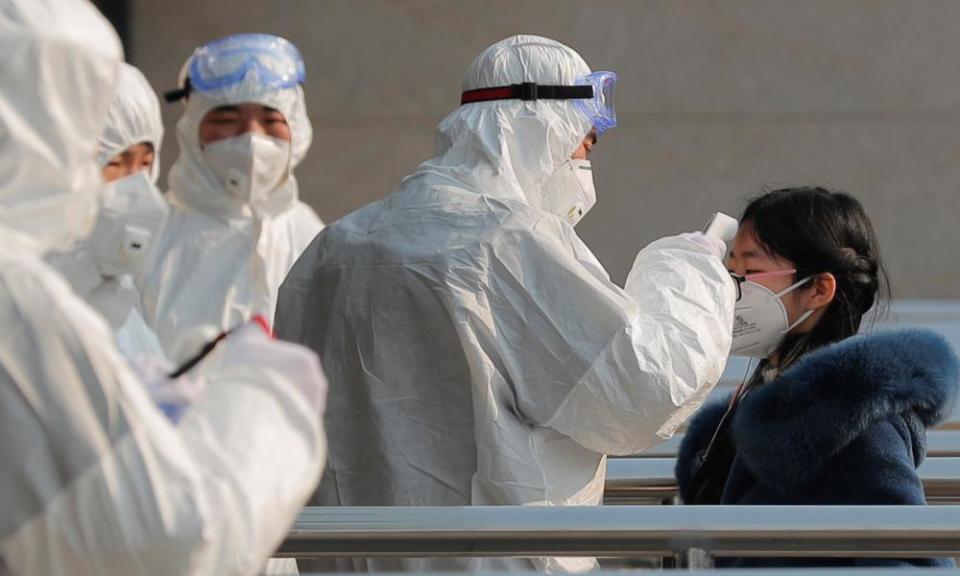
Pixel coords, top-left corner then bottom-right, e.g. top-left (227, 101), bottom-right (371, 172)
top-left (731, 274), bottom-right (815, 358)
top-left (89, 171), bottom-right (170, 278)
top-left (540, 158), bottom-right (596, 227)
top-left (202, 132), bottom-right (291, 205)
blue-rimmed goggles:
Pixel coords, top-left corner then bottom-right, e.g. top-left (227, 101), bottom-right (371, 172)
top-left (459, 70), bottom-right (618, 134)
top-left (165, 33), bottom-right (305, 102)
top-left (573, 71), bottom-right (617, 134)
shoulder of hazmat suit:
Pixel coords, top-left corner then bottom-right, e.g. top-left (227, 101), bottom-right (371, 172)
top-left (276, 34), bottom-right (735, 573)
top-left (0, 2), bottom-right (326, 574)
top-left (140, 41), bottom-right (322, 354)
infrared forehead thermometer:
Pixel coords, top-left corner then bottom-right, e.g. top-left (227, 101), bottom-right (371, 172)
top-left (702, 212), bottom-right (739, 245)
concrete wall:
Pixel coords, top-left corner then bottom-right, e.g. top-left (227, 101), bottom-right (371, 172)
top-left (130, 0), bottom-right (960, 297)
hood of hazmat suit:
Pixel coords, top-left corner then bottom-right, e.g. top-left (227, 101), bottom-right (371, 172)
top-left (140, 33), bottom-right (323, 354)
top-left (97, 62), bottom-right (165, 183)
top-left (47, 62), bottom-right (167, 360)
top-left (0, 3), bottom-right (327, 574)
top-left (276, 34), bottom-right (735, 573)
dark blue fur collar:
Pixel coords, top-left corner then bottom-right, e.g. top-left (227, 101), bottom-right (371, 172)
top-left (731, 329), bottom-right (959, 491)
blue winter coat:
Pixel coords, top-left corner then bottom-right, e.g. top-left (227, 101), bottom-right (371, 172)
top-left (676, 329), bottom-right (959, 568)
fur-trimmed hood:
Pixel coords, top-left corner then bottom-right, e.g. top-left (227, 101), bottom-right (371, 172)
top-left (679, 329), bottom-right (959, 498)
top-left (730, 329), bottom-right (958, 491)
top-left (676, 329), bottom-right (959, 568)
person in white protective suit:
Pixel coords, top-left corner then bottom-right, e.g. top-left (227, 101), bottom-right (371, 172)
top-left (140, 33), bottom-right (323, 354)
top-left (98, 63), bottom-right (164, 185)
top-left (47, 62), bottom-right (169, 362)
top-left (0, 2), bottom-right (328, 574)
top-left (276, 34), bottom-right (736, 573)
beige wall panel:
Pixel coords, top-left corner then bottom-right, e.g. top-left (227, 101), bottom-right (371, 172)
top-left (131, 0), bottom-right (960, 296)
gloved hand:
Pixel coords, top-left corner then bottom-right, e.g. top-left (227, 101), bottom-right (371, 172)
top-left (126, 353), bottom-right (207, 423)
top-left (680, 231), bottom-right (728, 261)
top-left (168, 324), bottom-right (222, 369)
top-left (216, 323), bottom-right (328, 413)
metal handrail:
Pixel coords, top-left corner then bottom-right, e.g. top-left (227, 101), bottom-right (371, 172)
top-left (300, 571), bottom-right (960, 576)
top-left (279, 505), bottom-right (960, 559)
top-left (603, 457), bottom-right (960, 503)
top-left (604, 457), bottom-right (676, 502)
top-left (299, 571), bottom-right (960, 576)
top-left (624, 430), bottom-right (960, 458)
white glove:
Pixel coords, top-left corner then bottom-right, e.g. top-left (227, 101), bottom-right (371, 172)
top-left (216, 323), bottom-right (328, 413)
top-left (679, 231), bottom-right (728, 260)
top-left (168, 324), bottom-right (222, 368)
top-left (125, 353), bottom-right (207, 423)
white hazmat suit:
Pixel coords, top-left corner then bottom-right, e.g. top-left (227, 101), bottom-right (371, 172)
top-left (0, 2), bottom-right (327, 574)
top-left (141, 43), bottom-right (323, 353)
top-left (277, 35), bottom-right (735, 572)
top-left (47, 62), bottom-right (167, 361)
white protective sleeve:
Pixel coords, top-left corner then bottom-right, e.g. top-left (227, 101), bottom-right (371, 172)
top-left (0, 255), bottom-right (325, 576)
top-left (536, 233), bottom-right (736, 455)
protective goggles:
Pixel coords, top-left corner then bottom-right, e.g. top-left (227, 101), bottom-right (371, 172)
top-left (165, 33), bottom-right (305, 102)
top-left (459, 70), bottom-right (618, 134)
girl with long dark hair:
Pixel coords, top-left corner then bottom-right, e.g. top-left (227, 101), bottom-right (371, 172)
top-left (676, 187), bottom-right (958, 568)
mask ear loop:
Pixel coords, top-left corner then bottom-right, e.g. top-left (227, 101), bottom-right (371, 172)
top-left (774, 275), bottom-right (816, 333)
top-left (772, 274), bottom-right (814, 298)
top-left (784, 309), bottom-right (815, 333)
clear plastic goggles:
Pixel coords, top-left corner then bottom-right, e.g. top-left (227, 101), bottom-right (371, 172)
top-left (187, 33), bottom-right (305, 93)
top-left (573, 71), bottom-right (617, 135)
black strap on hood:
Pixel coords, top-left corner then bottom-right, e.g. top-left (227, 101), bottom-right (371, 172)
top-left (163, 78), bottom-right (192, 103)
top-left (461, 82), bottom-right (592, 105)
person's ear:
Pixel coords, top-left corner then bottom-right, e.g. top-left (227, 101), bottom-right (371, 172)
top-left (805, 272), bottom-right (837, 310)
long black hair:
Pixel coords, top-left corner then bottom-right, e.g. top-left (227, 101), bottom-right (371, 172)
top-left (740, 186), bottom-right (890, 370)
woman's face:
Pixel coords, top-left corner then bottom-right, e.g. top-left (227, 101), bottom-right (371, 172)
top-left (727, 220), bottom-right (815, 331)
